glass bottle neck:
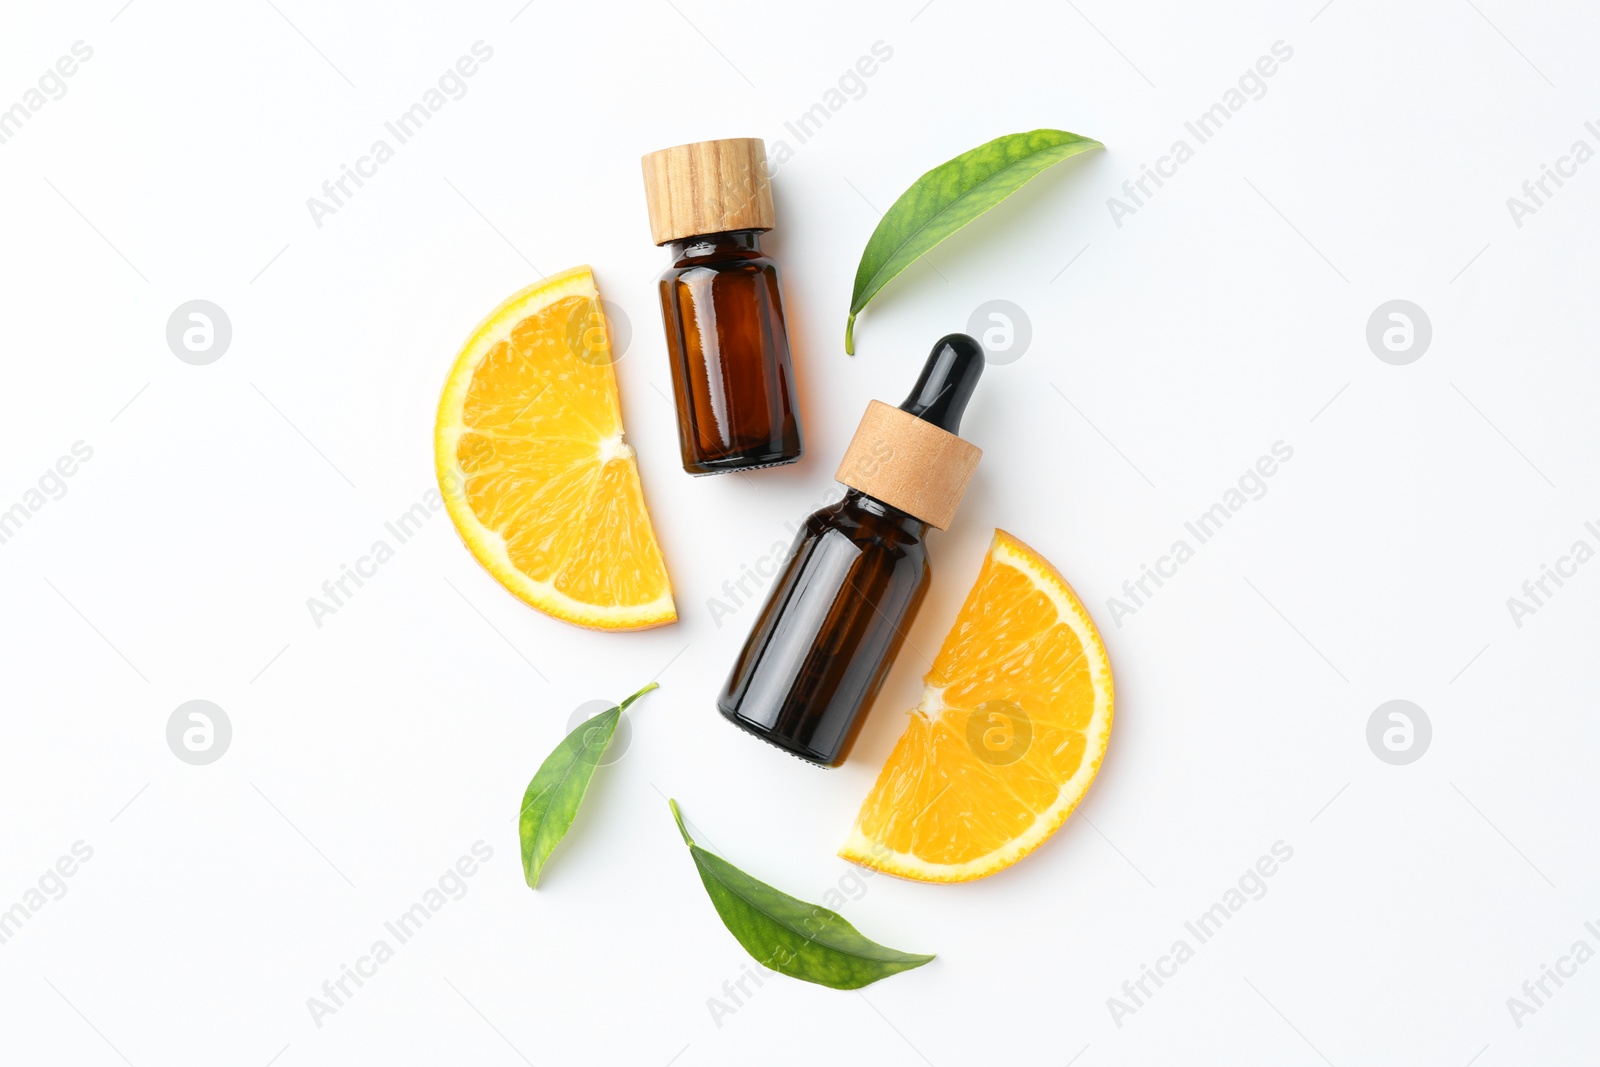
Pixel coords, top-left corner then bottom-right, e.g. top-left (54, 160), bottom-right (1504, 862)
top-left (666, 229), bottom-right (764, 264)
top-left (844, 489), bottom-right (930, 538)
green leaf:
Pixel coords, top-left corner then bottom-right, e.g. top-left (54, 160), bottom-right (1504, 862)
top-left (845, 128), bottom-right (1103, 354)
top-left (518, 682), bottom-right (657, 888)
top-left (668, 799), bottom-right (933, 990)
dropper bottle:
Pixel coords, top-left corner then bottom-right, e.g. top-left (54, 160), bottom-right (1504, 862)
top-left (717, 333), bottom-right (985, 767)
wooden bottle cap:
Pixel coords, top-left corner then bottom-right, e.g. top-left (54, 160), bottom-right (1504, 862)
top-left (641, 138), bottom-right (777, 245)
top-left (835, 401), bottom-right (982, 531)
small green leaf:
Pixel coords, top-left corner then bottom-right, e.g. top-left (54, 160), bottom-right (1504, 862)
top-left (668, 799), bottom-right (933, 990)
top-left (518, 682), bottom-right (657, 888)
top-left (845, 128), bottom-right (1103, 353)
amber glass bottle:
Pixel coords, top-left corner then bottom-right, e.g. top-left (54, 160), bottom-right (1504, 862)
top-left (718, 334), bottom-right (985, 766)
top-left (643, 138), bottom-right (803, 475)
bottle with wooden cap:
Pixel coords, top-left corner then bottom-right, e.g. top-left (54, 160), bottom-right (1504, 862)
top-left (717, 334), bottom-right (985, 766)
top-left (642, 137), bottom-right (803, 475)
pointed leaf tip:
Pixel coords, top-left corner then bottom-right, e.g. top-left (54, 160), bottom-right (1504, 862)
top-left (669, 800), bottom-right (935, 989)
top-left (518, 682), bottom-right (658, 889)
top-left (844, 129), bottom-right (1101, 354)
top-left (669, 798), bottom-right (693, 846)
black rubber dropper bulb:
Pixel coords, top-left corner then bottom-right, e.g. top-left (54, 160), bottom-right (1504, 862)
top-left (716, 333), bottom-right (987, 767)
top-left (898, 332), bottom-right (985, 433)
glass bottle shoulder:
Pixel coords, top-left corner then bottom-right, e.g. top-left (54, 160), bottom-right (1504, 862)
top-left (804, 491), bottom-right (930, 558)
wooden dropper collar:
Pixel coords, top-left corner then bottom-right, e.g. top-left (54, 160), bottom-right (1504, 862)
top-left (835, 334), bottom-right (985, 530)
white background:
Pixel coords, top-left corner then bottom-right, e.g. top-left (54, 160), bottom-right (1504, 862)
top-left (2, 0), bottom-right (1597, 1063)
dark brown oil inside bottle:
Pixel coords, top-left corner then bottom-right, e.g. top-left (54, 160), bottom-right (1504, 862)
top-left (717, 490), bottom-right (930, 766)
top-left (715, 333), bottom-right (985, 767)
top-left (657, 230), bottom-right (803, 475)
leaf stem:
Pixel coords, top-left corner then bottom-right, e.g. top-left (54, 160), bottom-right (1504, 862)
top-left (619, 680), bottom-right (660, 712)
top-left (845, 314), bottom-right (857, 356)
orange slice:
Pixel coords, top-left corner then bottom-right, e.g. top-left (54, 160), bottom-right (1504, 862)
top-left (839, 530), bottom-right (1112, 881)
top-left (434, 266), bottom-right (675, 630)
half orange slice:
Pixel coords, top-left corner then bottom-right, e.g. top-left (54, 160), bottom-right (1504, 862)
top-left (435, 266), bottom-right (675, 630)
top-left (840, 530), bottom-right (1112, 881)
